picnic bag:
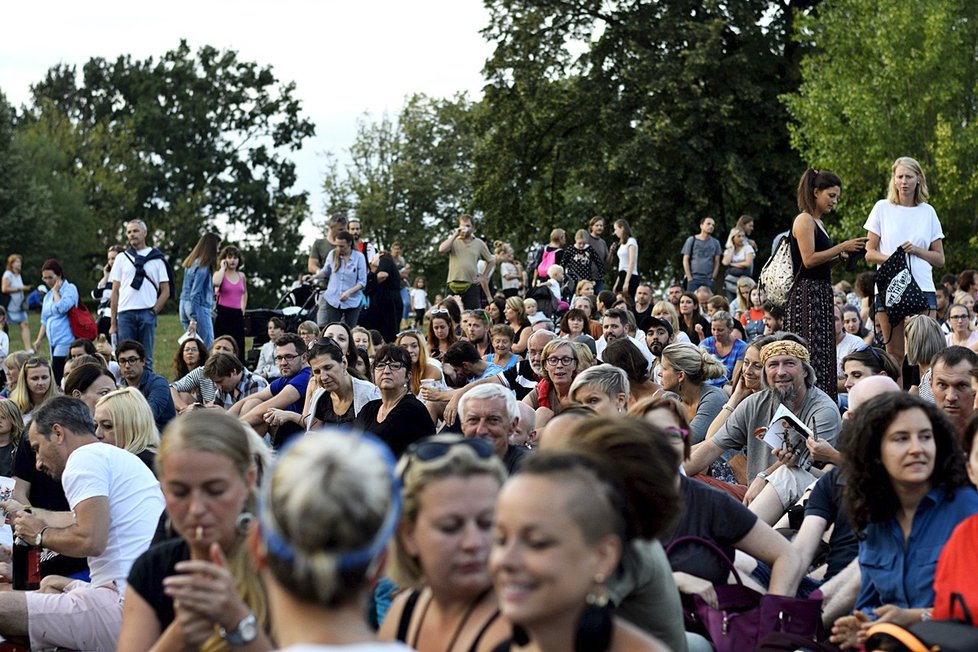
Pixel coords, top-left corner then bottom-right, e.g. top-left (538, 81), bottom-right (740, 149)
top-left (875, 250), bottom-right (928, 329)
top-left (759, 235), bottom-right (796, 308)
top-left (665, 535), bottom-right (825, 651)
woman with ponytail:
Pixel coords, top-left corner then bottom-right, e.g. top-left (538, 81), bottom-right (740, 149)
top-left (657, 343), bottom-right (727, 444)
top-left (785, 169), bottom-right (867, 401)
top-left (117, 410), bottom-right (273, 652)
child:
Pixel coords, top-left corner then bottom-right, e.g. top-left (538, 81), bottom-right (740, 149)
top-left (485, 324), bottom-right (521, 372)
top-left (762, 299), bottom-right (785, 335)
top-left (410, 277), bottom-right (430, 328)
top-left (0, 398), bottom-right (24, 477)
top-left (524, 298), bottom-right (546, 324)
top-left (741, 287), bottom-right (766, 340)
top-left (543, 264), bottom-right (564, 302)
top-left (562, 230), bottom-right (600, 291)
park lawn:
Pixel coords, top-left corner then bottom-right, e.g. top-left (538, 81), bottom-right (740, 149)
top-left (7, 310), bottom-right (252, 382)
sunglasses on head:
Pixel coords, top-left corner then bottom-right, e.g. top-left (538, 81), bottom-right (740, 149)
top-left (430, 308), bottom-right (450, 316)
top-left (856, 343), bottom-right (883, 367)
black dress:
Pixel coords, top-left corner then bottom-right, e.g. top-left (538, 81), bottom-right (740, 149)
top-left (785, 224), bottom-right (837, 401)
top-left (372, 255), bottom-right (404, 343)
top-left (352, 395), bottom-right (434, 458)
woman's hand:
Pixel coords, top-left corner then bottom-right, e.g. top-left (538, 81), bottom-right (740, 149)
top-left (830, 611), bottom-right (871, 649)
top-left (672, 572), bottom-right (718, 609)
top-left (164, 544), bottom-right (251, 633)
top-left (263, 408), bottom-right (297, 427)
top-left (839, 237), bottom-right (868, 254)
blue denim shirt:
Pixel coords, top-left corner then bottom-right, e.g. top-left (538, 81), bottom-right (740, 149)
top-left (856, 486), bottom-right (978, 613)
top-left (180, 264), bottom-right (213, 309)
top-left (41, 280), bottom-right (79, 357)
top-left (136, 369), bottom-right (177, 432)
top-left (322, 250), bottom-right (367, 310)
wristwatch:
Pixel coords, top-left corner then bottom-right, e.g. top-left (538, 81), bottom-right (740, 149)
top-left (219, 612), bottom-right (258, 646)
top-left (35, 526), bottom-right (49, 547)
top-left (756, 471), bottom-right (769, 481)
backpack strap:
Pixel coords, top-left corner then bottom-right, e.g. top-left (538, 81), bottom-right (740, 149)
top-left (394, 589), bottom-right (422, 643)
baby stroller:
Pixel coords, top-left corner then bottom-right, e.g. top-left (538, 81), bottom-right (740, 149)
top-left (243, 280), bottom-right (321, 370)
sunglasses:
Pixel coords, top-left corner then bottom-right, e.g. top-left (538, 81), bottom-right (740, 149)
top-left (465, 309), bottom-right (490, 321)
top-left (856, 343), bottom-right (883, 367)
top-left (430, 308), bottom-right (451, 316)
top-left (406, 437), bottom-right (494, 463)
top-left (397, 329), bottom-right (421, 338)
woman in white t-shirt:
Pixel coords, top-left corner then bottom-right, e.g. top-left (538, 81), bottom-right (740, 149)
top-left (611, 218), bottom-right (639, 299)
top-left (864, 156), bottom-right (945, 374)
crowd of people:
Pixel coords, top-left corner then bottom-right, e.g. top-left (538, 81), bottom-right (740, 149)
top-left (0, 155), bottom-right (975, 650)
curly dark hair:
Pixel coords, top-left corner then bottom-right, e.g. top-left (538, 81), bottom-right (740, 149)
top-left (841, 392), bottom-right (968, 533)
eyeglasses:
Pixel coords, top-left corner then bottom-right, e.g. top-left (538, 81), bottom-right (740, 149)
top-left (118, 356), bottom-right (143, 366)
top-left (375, 361), bottom-right (406, 371)
top-left (545, 356), bottom-right (576, 367)
top-left (274, 353), bottom-right (300, 363)
top-left (663, 427), bottom-right (690, 442)
top-left (949, 314), bottom-right (970, 320)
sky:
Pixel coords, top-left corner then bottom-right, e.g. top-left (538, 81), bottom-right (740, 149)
top-left (1, 0), bottom-right (495, 242)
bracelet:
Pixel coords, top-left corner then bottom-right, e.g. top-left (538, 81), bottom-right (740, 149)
top-left (721, 404), bottom-right (735, 414)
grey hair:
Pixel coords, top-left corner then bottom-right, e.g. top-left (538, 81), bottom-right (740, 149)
top-left (458, 383), bottom-right (519, 424)
top-left (758, 331), bottom-right (817, 390)
top-left (126, 219), bottom-right (148, 232)
top-left (570, 364), bottom-right (630, 401)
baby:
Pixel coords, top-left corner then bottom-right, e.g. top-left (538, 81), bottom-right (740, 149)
top-left (524, 298), bottom-right (547, 324)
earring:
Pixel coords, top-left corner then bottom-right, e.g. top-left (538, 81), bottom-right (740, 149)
top-left (576, 573), bottom-right (613, 652)
top-left (236, 511), bottom-right (255, 534)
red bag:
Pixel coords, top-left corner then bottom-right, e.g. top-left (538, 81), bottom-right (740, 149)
top-left (68, 298), bottom-right (97, 340)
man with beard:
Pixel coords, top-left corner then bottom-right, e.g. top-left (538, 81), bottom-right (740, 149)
top-left (632, 282), bottom-right (655, 332)
top-left (685, 333), bottom-right (842, 514)
top-left (666, 283), bottom-right (683, 310)
top-left (645, 316), bottom-right (674, 384)
top-left (596, 308), bottom-right (653, 369)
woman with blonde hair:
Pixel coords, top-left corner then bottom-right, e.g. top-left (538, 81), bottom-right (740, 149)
top-left (94, 387), bottom-right (160, 469)
top-left (906, 314), bottom-right (948, 401)
top-left (2, 254), bottom-right (33, 352)
top-left (252, 429), bottom-right (410, 651)
top-left (523, 338), bottom-right (585, 429)
top-left (0, 399), bottom-right (25, 476)
top-left (494, 241), bottom-right (524, 298)
top-left (118, 410), bottom-right (273, 652)
top-left (503, 296), bottom-right (532, 355)
top-left (11, 356), bottom-right (59, 422)
top-left (657, 343), bottom-right (727, 444)
top-left (395, 331), bottom-right (443, 395)
top-left (380, 435), bottom-right (510, 651)
top-left (733, 276), bottom-right (756, 319)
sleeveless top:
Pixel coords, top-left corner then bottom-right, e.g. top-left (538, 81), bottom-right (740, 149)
top-left (395, 588), bottom-right (501, 652)
top-left (217, 273), bottom-right (245, 309)
top-left (789, 223), bottom-right (833, 282)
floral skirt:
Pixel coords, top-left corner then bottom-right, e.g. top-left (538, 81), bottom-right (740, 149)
top-left (784, 278), bottom-right (837, 401)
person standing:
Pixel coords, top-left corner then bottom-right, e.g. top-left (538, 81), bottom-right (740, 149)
top-left (785, 169), bottom-right (867, 401)
top-left (314, 231), bottom-right (367, 329)
top-left (681, 216), bottom-right (722, 293)
top-left (370, 251), bottom-right (404, 344)
top-left (33, 259), bottom-right (79, 385)
top-left (438, 214), bottom-right (495, 310)
top-left (178, 233), bottom-right (220, 349)
top-left (3, 254), bottom-right (35, 352)
top-left (586, 216), bottom-right (611, 293)
top-left (721, 227), bottom-right (755, 300)
top-left (864, 156), bottom-right (946, 375)
top-left (92, 246), bottom-right (125, 337)
top-left (212, 245), bottom-right (248, 357)
top-left (611, 218), bottom-right (640, 299)
top-left (109, 219), bottom-right (170, 371)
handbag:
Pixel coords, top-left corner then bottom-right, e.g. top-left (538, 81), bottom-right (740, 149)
top-left (864, 594), bottom-right (978, 652)
top-left (875, 250), bottom-right (928, 331)
top-left (68, 297), bottom-right (97, 340)
top-left (759, 235), bottom-right (797, 308)
top-left (665, 535), bottom-right (825, 651)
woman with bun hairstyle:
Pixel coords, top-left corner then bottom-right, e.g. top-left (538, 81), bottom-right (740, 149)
top-left (785, 169), bottom-right (867, 402)
top-left (251, 429), bottom-right (411, 651)
top-left (657, 343), bottom-right (727, 444)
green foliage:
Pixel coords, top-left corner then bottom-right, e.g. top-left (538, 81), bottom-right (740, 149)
top-left (320, 93), bottom-right (478, 287)
top-left (784, 0), bottom-right (978, 269)
top-left (24, 40), bottom-right (316, 305)
top-left (473, 0), bottom-right (808, 281)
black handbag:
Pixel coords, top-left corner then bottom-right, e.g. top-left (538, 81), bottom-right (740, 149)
top-left (875, 250), bottom-right (929, 334)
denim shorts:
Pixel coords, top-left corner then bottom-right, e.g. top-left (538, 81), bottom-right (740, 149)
top-left (873, 291), bottom-right (936, 313)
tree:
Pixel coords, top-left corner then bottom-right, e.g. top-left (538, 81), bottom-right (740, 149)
top-left (26, 40), bottom-right (316, 305)
top-left (473, 0), bottom-right (813, 281)
top-left (784, 0), bottom-right (978, 270)
top-left (320, 93), bottom-right (478, 285)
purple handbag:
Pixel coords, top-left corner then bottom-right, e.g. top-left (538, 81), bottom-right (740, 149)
top-left (665, 535), bottom-right (825, 651)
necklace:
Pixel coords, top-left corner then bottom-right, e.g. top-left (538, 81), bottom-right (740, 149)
top-left (412, 588), bottom-right (491, 652)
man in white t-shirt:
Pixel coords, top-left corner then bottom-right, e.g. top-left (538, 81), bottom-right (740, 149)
top-left (596, 308), bottom-right (653, 370)
top-left (834, 305), bottom-right (864, 396)
top-left (0, 396), bottom-right (164, 651)
top-left (109, 219), bottom-right (169, 370)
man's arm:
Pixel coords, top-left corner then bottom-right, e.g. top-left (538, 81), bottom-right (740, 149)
top-left (153, 282), bottom-right (169, 314)
top-left (786, 514), bottom-right (829, 595)
top-left (15, 496), bottom-right (108, 557)
top-left (438, 230), bottom-right (460, 254)
top-left (684, 439), bottom-right (725, 477)
top-left (145, 376), bottom-right (176, 422)
top-left (711, 253), bottom-right (721, 281)
top-left (241, 385), bottom-right (302, 427)
top-left (682, 254), bottom-right (693, 281)
top-left (109, 280), bottom-right (120, 334)
top-left (307, 256), bottom-right (321, 275)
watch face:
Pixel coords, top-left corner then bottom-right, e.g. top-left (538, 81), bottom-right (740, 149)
top-left (240, 618), bottom-right (258, 642)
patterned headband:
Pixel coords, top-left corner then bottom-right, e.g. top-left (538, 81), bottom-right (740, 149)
top-left (760, 340), bottom-right (811, 364)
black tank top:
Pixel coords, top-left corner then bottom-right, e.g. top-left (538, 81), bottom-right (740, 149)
top-left (790, 223), bottom-right (833, 282)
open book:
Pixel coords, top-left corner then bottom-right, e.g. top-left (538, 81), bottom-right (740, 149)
top-left (759, 404), bottom-right (816, 471)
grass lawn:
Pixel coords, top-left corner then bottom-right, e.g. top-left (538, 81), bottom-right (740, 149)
top-left (7, 311), bottom-right (252, 382)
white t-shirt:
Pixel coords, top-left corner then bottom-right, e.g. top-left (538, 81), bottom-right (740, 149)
top-left (109, 247), bottom-right (168, 311)
top-left (617, 237), bottom-right (639, 273)
top-left (276, 644), bottom-right (414, 652)
top-left (409, 288), bottom-right (428, 310)
top-left (500, 261), bottom-right (520, 290)
top-left (863, 200), bottom-right (944, 292)
top-left (62, 442), bottom-right (164, 589)
top-left (727, 244), bottom-right (755, 265)
top-left (0, 330), bottom-right (8, 359)
top-left (836, 332), bottom-right (864, 378)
